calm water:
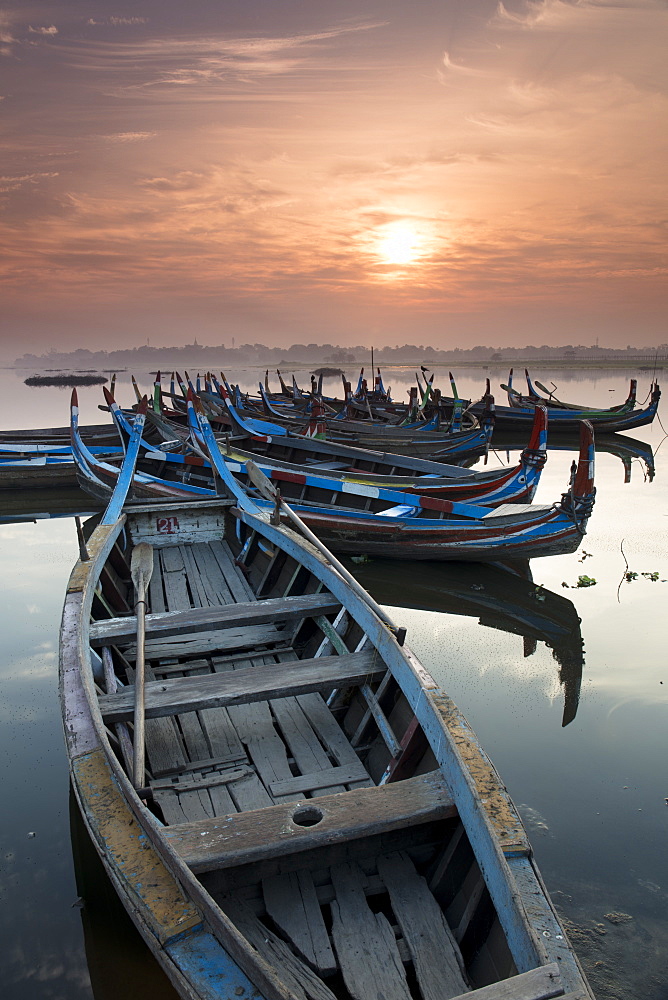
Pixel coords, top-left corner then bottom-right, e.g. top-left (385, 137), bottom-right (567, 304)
top-left (0, 366), bottom-right (666, 1000)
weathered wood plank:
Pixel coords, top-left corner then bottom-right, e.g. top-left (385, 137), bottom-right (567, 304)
top-left (220, 896), bottom-right (337, 1000)
top-left (151, 767), bottom-right (254, 794)
top-left (268, 764), bottom-right (370, 798)
top-left (126, 665), bottom-right (186, 777)
top-left (199, 657), bottom-right (274, 813)
top-left (179, 544), bottom-right (210, 608)
top-left (138, 623), bottom-right (289, 659)
top-left (330, 861), bottom-right (412, 1000)
top-left (209, 540), bottom-right (256, 602)
top-left (227, 694), bottom-right (299, 805)
top-left (160, 545), bottom-right (190, 610)
top-left (297, 693), bottom-right (374, 791)
top-left (100, 651), bottom-right (383, 723)
top-left (270, 696), bottom-right (347, 796)
top-left (446, 962), bottom-right (563, 1000)
top-left (191, 542), bottom-right (236, 605)
top-left (262, 870), bottom-right (337, 976)
top-left (377, 851), bottom-right (469, 1000)
top-left (147, 549), bottom-right (166, 613)
top-left (163, 770), bottom-right (456, 872)
top-left (90, 593), bottom-right (342, 646)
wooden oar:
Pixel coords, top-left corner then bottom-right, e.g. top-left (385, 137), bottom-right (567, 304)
top-left (244, 460), bottom-right (406, 644)
top-left (130, 542), bottom-right (154, 789)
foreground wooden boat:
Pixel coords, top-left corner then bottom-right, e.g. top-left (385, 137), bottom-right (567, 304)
top-left (61, 489), bottom-right (594, 1000)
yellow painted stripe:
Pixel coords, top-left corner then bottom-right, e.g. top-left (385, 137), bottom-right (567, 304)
top-left (72, 749), bottom-right (202, 944)
top-left (430, 693), bottom-right (531, 855)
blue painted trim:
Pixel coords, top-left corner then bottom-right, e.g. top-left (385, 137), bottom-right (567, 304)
top-left (100, 409), bottom-right (145, 524)
top-left (165, 929), bottom-right (262, 1000)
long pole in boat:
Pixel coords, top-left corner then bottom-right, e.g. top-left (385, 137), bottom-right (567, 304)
top-left (371, 344), bottom-right (374, 376)
top-left (130, 542), bottom-right (154, 789)
top-left (244, 460), bottom-right (406, 645)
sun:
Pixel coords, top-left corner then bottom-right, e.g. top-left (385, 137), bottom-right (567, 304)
top-left (376, 223), bottom-right (421, 265)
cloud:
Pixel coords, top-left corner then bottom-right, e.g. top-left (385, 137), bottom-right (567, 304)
top-left (0, 11), bottom-right (17, 56)
top-left (28, 25), bottom-right (58, 36)
top-left (0, 172), bottom-right (59, 193)
top-left (100, 131), bottom-right (157, 143)
top-left (87, 17), bottom-right (149, 27)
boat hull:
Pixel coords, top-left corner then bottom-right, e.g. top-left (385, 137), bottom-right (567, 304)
top-left (60, 499), bottom-right (594, 999)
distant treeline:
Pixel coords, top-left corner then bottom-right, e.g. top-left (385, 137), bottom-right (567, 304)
top-left (14, 340), bottom-right (668, 370)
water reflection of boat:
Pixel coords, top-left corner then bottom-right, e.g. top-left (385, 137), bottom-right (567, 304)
top-left (0, 486), bottom-right (99, 523)
top-left (491, 430), bottom-right (655, 483)
top-left (347, 559), bottom-right (583, 727)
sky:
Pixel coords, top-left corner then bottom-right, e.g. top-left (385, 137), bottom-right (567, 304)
top-left (0, 0), bottom-right (666, 358)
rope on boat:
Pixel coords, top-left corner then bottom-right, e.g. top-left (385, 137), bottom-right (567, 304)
top-left (521, 448), bottom-right (548, 469)
top-left (556, 475), bottom-right (596, 536)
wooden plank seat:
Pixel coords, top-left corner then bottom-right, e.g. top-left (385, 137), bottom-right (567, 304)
top-left (447, 962), bottom-right (565, 999)
top-left (99, 650), bottom-right (384, 723)
top-left (163, 770), bottom-right (456, 873)
top-left (89, 592), bottom-right (342, 646)
top-left (133, 625), bottom-right (291, 661)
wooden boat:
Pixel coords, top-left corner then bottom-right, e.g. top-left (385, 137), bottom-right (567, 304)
top-left (495, 374), bottom-right (661, 434)
top-left (0, 421), bottom-right (124, 449)
top-left (191, 388), bottom-right (548, 507)
top-left (491, 428), bottom-right (655, 485)
top-left (101, 382), bottom-right (548, 510)
top-left (74, 392), bottom-right (596, 563)
top-left (192, 396), bottom-right (597, 562)
top-left (194, 375), bottom-right (496, 460)
top-left (60, 486), bottom-right (594, 1000)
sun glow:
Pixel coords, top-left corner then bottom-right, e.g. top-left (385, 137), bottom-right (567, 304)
top-left (376, 223), bottom-right (421, 265)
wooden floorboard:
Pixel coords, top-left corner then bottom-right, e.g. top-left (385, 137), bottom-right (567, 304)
top-left (446, 962), bottom-right (563, 1000)
top-left (161, 545), bottom-right (191, 610)
top-left (220, 896), bottom-right (337, 1000)
top-left (209, 540), bottom-right (256, 602)
top-left (191, 542), bottom-right (237, 605)
top-left (330, 860), bottom-right (413, 1000)
top-left (262, 870), bottom-right (337, 977)
top-left (296, 693), bottom-right (374, 791)
top-left (377, 851), bottom-right (469, 1000)
top-left (270, 696), bottom-right (347, 797)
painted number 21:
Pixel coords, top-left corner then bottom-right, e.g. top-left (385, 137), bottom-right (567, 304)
top-left (157, 516), bottom-right (179, 534)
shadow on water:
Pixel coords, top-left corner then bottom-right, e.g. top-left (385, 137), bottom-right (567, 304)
top-left (345, 558), bottom-right (584, 727)
top-left (69, 790), bottom-right (179, 1000)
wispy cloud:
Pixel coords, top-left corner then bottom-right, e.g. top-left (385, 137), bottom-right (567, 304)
top-left (0, 171), bottom-right (59, 193)
top-left (87, 17), bottom-right (149, 27)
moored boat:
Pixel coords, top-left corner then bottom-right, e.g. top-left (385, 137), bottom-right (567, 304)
top-left (60, 487), bottom-right (594, 999)
top-left (493, 373), bottom-right (661, 433)
top-left (72, 390), bottom-right (596, 563)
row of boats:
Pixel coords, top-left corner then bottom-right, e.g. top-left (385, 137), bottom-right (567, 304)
top-left (6, 367), bottom-right (660, 1000)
